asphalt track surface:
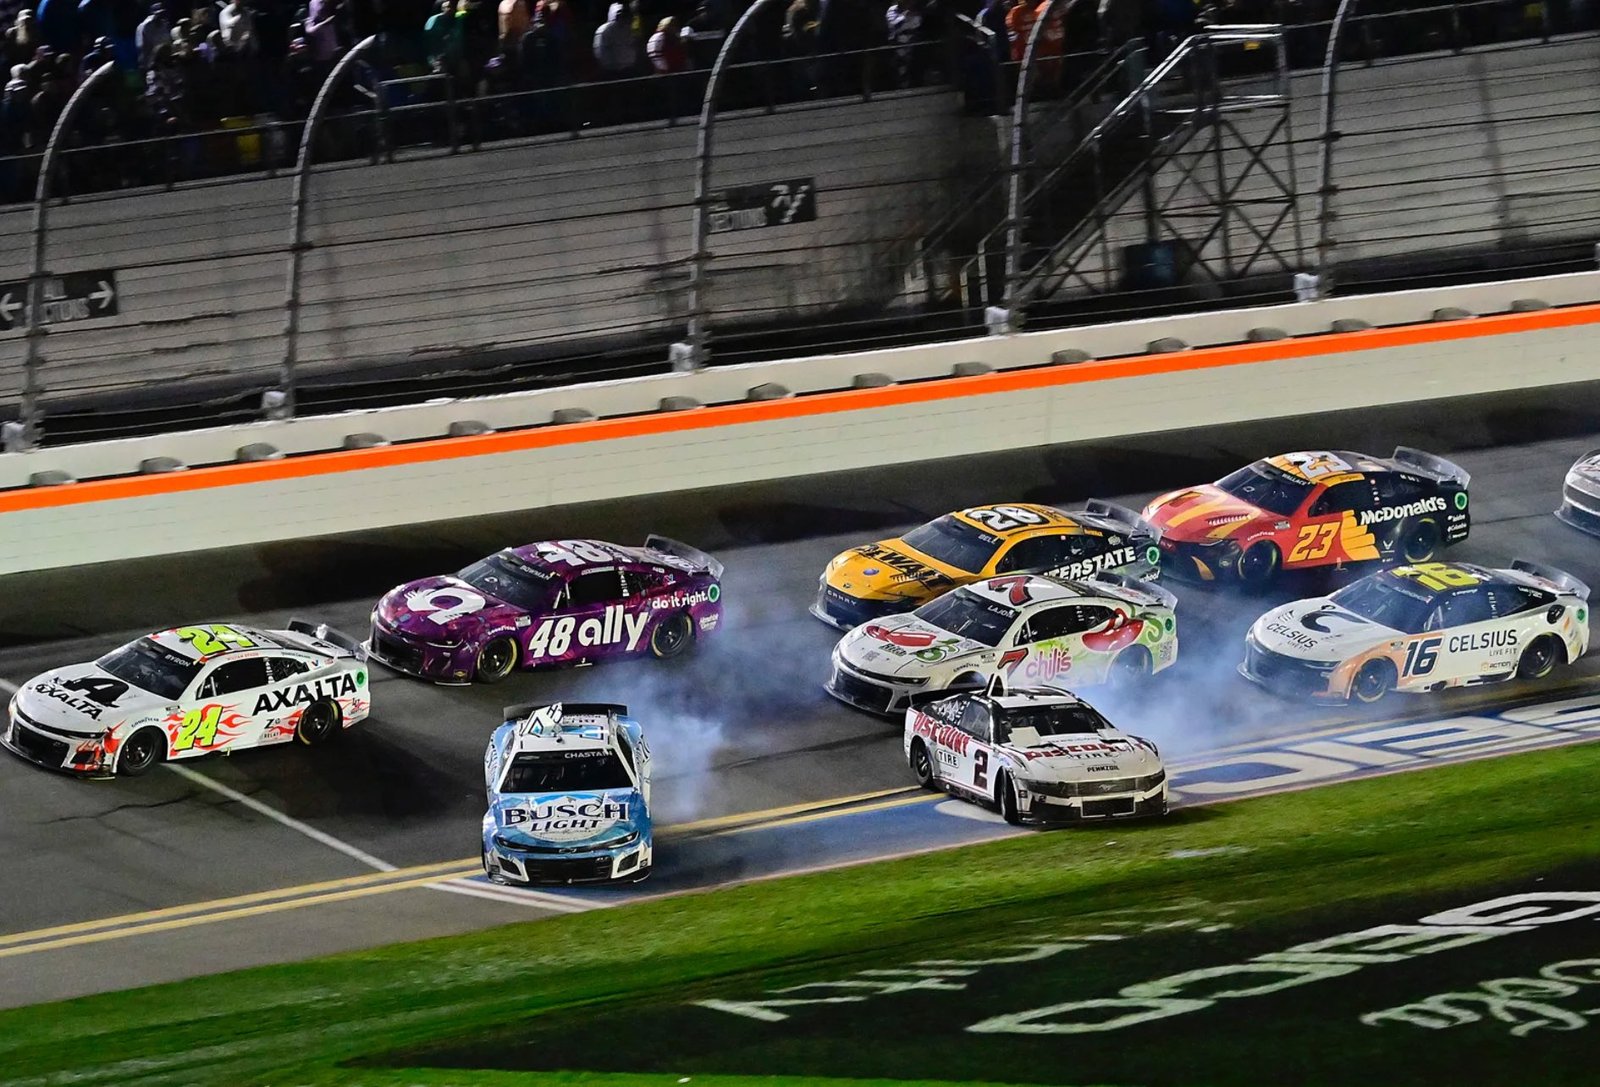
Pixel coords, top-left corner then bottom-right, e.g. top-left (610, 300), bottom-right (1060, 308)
top-left (2, 382), bottom-right (1599, 1008)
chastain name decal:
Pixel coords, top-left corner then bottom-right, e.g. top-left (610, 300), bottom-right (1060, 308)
top-left (1358, 496), bottom-right (1448, 526)
top-left (252, 673), bottom-right (359, 714)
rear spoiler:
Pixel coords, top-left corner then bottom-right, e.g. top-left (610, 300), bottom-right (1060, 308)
top-left (1510, 560), bottom-right (1590, 602)
top-left (503, 701), bottom-right (629, 723)
top-left (1067, 499), bottom-right (1161, 540)
top-left (1392, 446), bottom-right (1470, 487)
top-left (1084, 570), bottom-right (1178, 611)
top-left (645, 534), bottom-right (724, 580)
top-left (286, 619), bottom-right (368, 660)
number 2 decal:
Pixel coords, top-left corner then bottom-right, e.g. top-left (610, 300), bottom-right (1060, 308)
top-left (172, 705), bottom-right (223, 751)
top-left (973, 749), bottom-right (989, 790)
top-left (1288, 523), bottom-right (1338, 563)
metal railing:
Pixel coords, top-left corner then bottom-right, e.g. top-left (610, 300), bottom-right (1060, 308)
top-left (2, 0), bottom-right (1597, 452)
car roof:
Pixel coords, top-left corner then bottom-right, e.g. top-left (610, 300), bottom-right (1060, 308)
top-left (987, 686), bottom-right (1092, 712)
top-left (503, 703), bottom-right (621, 755)
top-left (945, 504), bottom-right (1091, 538)
top-left (145, 624), bottom-right (284, 662)
top-left (1373, 562), bottom-right (1507, 600)
top-left (965, 575), bottom-right (1100, 609)
top-left (1259, 450), bottom-right (1394, 484)
top-left (502, 539), bottom-right (642, 574)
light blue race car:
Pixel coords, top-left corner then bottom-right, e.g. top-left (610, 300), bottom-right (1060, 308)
top-left (481, 701), bottom-right (654, 885)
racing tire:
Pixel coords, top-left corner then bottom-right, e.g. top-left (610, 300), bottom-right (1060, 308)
top-left (649, 612), bottom-right (694, 660)
top-left (1402, 519), bottom-right (1441, 564)
top-left (474, 637), bottom-right (519, 683)
top-left (909, 739), bottom-right (937, 791)
top-left (1237, 543), bottom-right (1281, 589)
top-left (1351, 659), bottom-right (1396, 704)
top-left (295, 699), bottom-right (341, 746)
top-left (117, 727), bottom-right (166, 777)
top-left (998, 771), bottom-right (1023, 826)
top-left (1107, 645), bottom-right (1152, 688)
top-left (1516, 635), bottom-right (1564, 680)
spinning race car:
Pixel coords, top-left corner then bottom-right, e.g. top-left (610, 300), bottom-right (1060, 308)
top-left (1143, 448), bottom-right (1470, 586)
top-left (812, 501), bottom-right (1160, 630)
top-left (1556, 449), bottom-right (1600, 536)
top-left (481, 702), bottom-right (653, 884)
top-left (369, 536), bottom-right (723, 683)
top-left (827, 571), bottom-right (1177, 716)
top-left (1242, 560), bottom-right (1589, 703)
top-left (3, 620), bottom-right (370, 776)
top-left (903, 678), bottom-right (1168, 824)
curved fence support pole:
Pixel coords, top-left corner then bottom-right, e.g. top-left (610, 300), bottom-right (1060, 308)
top-left (1311, 0), bottom-right (1358, 298)
top-left (278, 35), bottom-right (378, 420)
top-left (675, 0), bottom-right (782, 372)
top-left (15, 60), bottom-right (117, 451)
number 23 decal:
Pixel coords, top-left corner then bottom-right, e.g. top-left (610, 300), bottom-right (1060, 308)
top-left (1288, 523), bottom-right (1338, 563)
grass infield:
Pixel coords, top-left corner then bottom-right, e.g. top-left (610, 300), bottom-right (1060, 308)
top-left (4, 743), bottom-right (1600, 1087)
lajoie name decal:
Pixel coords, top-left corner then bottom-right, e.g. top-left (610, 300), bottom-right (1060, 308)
top-left (252, 673), bottom-right (359, 714)
top-left (526, 605), bottom-right (649, 658)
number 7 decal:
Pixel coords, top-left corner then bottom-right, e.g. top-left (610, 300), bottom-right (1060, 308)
top-left (999, 649), bottom-right (1027, 675)
top-left (1288, 523), bottom-right (1339, 563)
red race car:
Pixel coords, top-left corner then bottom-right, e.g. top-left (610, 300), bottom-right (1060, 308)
top-left (1142, 448), bottom-right (1470, 586)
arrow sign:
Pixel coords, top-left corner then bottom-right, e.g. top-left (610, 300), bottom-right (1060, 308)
top-left (0, 269), bottom-right (120, 331)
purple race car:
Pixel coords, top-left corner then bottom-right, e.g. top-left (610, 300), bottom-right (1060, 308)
top-left (367, 536), bottom-right (724, 684)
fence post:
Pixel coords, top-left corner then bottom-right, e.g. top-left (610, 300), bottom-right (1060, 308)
top-left (278, 35), bottom-right (378, 422)
top-left (674, 0), bottom-right (782, 372)
top-left (1312, 0), bottom-right (1360, 299)
top-left (16, 60), bottom-right (117, 451)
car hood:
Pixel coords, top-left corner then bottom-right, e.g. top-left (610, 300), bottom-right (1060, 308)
top-left (1000, 730), bottom-right (1160, 780)
top-left (14, 661), bottom-right (171, 733)
top-left (1141, 484), bottom-right (1273, 543)
top-left (823, 540), bottom-right (966, 603)
top-left (837, 614), bottom-right (990, 677)
top-left (1251, 599), bottom-right (1400, 661)
top-left (489, 788), bottom-right (645, 847)
top-left (377, 576), bottom-right (525, 641)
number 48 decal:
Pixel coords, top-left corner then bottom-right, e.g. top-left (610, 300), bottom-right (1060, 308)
top-left (1403, 637), bottom-right (1442, 677)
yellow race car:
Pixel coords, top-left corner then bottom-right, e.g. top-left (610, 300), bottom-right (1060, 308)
top-left (811, 501), bottom-right (1161, 630)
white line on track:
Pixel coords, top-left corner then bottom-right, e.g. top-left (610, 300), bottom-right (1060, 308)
top-left (164, 763), bottom-right (399, 872)
top-left (426, 878), bottom-right (597, 913)
top-left (0, 679), bottom-right (16, 694)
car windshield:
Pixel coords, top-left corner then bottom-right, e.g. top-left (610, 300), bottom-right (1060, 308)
top-left (95, 638), bottom-right (202, 700)
top-left (913, 590), bottom-right (1018, 647)
top-left (995, 704), bottom-right (1110, 744)
top-left (458, 553), bottom-right (558, 612)
top-left (901, 515), bottom-right (1003, 573)
top-left (1330, 576), bottom-right (1434, 634)
top-left (1216, 462), bottom-right (1311, 516)
top-left (500, 749), bottom-right (633, 794)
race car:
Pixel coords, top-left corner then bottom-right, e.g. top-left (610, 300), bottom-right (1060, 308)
top-left (811, 501), bottom-right (1160, 630)
top-left (1241, 559), bottom-right (1589, 703)
top-left (1556, 449), bottom-right (1600, 536)
top-left (1142, 447), bottom-right (1470, 586)
top-left (369, 535), bottom-right (723, 683)
top-left (2, 620), bottom-right (370, 776)
top-left (903, 678), bottom-right (1168, 824)
top-left (481, 702), bottom-right (653, 884)
top-left (826, 570), bottom-right (1178, 716)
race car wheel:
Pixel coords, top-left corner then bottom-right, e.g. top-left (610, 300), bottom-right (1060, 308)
top-left (1517, 635), bottom-right (1564, 680)
top-left (649, 612), bottom-right (694, 659)
top-left (1108, 646), bottom-right (1152, 688)
top-left (475, 637), bottom-right (519, 683)
top-left (117, 727), bottom-right (166, 777)
top-left (295, 699), bottom-right (341, 746)
top-left (1237, 543), bottom-right (1280, 589)
top-left (998, 771), bottom-right (1023, 826)
top-left (1351, 659), bottom-right (1396, 704)
top-left (909, 739), bottom-right (937, 790)
top-left (1402, 519), bottom-right (1441, 563)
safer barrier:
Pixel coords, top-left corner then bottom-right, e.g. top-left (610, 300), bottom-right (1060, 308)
top-left (1, 270), bottom-right (1596, 575)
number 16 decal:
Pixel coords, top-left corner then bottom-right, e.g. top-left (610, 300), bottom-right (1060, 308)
top-left (1403, 637), bottom-right (1441, 677)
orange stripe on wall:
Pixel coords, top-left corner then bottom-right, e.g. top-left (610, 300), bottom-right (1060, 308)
top-left (3, 300), bottom-right (1597, 516)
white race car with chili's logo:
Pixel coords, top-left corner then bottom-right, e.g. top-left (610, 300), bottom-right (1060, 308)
top-left (903, 679), bottom-right (1168, 824)
top-left (1242, 560), bottom-right (1589, 703)
top-left (2, 620), bottom-right (371, 776)
top-left (826, 571), bottom-right (1178, 717)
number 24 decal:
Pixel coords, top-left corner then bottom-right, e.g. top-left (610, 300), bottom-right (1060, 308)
top-left (1288, 523), bottom-right (1338, 563)
top-left (172, 705), bottom-right (223, 751)
top-left (176, 624), bottom-right (258, 656)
